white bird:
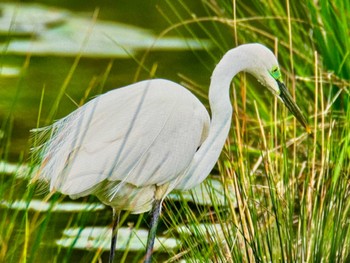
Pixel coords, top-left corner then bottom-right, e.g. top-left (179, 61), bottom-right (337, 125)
top-left (31, 43), bottom-right (310, 263)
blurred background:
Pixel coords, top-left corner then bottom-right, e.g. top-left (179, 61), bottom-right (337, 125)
top-left (1, 0), bottom-right (349, 262)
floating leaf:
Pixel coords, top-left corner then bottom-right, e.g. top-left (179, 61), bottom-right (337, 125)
top-left (0, 3), bottom-right (211, 57)
top-left (0, 199), bottom-right (105, 212)
top-left (168, 178), bottom-right (237, 206)
top-left (58, 226), bottom-right (179, 251)
top-left (0, 3), bottom-right (68, 36)
top-left (0, 65), bottom-right (21, 77)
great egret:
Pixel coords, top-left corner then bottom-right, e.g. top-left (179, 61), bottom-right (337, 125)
top-left (31, 43), bottom-right (310, 263)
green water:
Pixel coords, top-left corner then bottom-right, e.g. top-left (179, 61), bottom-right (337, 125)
top-left (1, 1), bottom-right (214, 160)
top-left (0, 1), bottom-right (215, 262)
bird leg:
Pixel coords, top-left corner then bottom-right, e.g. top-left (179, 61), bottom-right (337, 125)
top-left (109, 208), bottom-right (121, 263)
top-left (144, 198), bottom-right (162, 263)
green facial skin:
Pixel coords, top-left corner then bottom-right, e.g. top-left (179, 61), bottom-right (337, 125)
top-left (270, 66), bottom-right (283, 82)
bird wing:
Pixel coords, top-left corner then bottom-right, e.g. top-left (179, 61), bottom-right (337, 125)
top-left (35, 79), bottom-right (210, 196)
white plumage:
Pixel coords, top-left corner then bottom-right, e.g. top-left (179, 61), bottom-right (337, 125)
top-left (33, 79), bottom-right (210, 212)
top-left (31, 43), bottom-right (309, 262)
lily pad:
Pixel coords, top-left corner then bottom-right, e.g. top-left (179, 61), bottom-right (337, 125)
top-left (173, 223), bottom-right (231, 241)
top-left (0, 65), bottom-right (21, 77)
top-left (0, 199), bottom-right (105, 212)
top-left (57, 226), bottom-right (179, 251)
top-left (0, 161), bottom-right (29, 177)
top-left (0, 3), bottom-right (211, 57)
top-left (168, 178), bottom-right (237, 207)
top-left (0, 3), bottom-right (68, 35)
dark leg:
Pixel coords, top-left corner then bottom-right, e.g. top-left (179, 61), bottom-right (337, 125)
top-left (109, 208), bottom-right (120, 263)
top-left (144, 199), bottom-right (162, 263)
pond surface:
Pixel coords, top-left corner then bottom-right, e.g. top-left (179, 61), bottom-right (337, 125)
top-left (0, 1), bottom-right (214, 160)
top-left (0, 1), bottom-right (225, 262)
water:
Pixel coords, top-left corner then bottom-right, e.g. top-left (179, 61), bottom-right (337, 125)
top-left (0, 1), bottom-right (217, 262)
top-left (0, 2), bottom-right (213, 159)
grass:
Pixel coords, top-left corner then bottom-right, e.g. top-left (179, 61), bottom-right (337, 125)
top-left (159, 0), bottom-right (350, 262)
top-left (1, 0), bottom-right (350, 262)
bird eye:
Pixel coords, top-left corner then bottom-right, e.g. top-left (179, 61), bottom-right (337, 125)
top-left (270, 66), bottom-right (282, 81)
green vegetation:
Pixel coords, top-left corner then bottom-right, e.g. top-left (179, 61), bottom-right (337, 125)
top-left (1, 0), bottom-right (349, 262)
top-left (162, 0), bottom-right (350, 262)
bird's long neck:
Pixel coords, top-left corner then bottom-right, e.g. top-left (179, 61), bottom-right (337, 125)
top-left (176, 48), bottom-right (250, 190)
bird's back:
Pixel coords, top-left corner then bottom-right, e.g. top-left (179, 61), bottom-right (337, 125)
top-left (32, 79), bottom-right (210, 213)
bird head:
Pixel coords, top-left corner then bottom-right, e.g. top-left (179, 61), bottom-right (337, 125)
top-left (242, 43), bottom-right (311, 134)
